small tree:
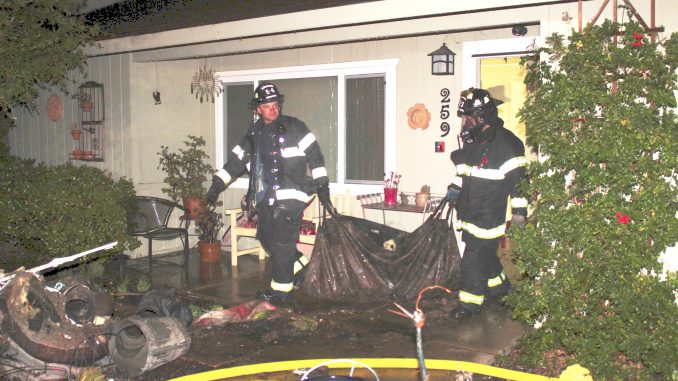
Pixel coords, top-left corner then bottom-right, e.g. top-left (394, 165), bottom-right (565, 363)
top-left (508, 16), bottom-right (678, 380)
top-left (157, 135), bottom-right (213, 203)
top-left (0, 0), bottom-right (99, 118)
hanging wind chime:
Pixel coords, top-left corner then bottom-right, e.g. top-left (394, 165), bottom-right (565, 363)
top-left (190, 64), bottom-right (223, 103)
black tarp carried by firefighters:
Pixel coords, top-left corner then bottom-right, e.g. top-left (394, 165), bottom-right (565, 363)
top-left (301, 200), bottom-right (461, 302)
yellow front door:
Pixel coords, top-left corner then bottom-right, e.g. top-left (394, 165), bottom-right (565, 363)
top-left (479, 56), bottom-right (531, 220)
top-left (479, 56), bottom-right (528, 144)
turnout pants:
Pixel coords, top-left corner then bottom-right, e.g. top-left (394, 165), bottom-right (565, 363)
top-left (256, 202), bottom-right (307, 296)
top-left (458, 235), bottom-right (509, 312)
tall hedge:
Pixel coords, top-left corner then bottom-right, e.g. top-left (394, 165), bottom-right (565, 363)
top-left (1, 158), bottom-right (139, 270)
top-left (508, 17), bottom-right (678, 380)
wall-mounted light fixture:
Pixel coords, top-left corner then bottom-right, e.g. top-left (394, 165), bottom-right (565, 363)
top-left (428, 43), bottom-right (456, 75)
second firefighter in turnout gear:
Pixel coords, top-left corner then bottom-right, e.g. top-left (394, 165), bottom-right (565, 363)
top-left (206, 82), bottom-right (331, 307)
top-left (447, 88), bottom-right (528, 319)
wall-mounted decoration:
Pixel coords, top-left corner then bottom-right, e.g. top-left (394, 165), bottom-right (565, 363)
top-left (71, 81), bottom-right (104, 162)
top-left (407, 103), bottom-right (431, 130)
top-left (153, 62), bottom-right (162, 105)
top-left (153, 91), bottom-right (162, 105)
top-left (435, 141), bottom-right (445, 152)
top-left (439, 88), bottom-right (452, 137)
top-left (46, 94), bottom-right (63, 122)
top-left (191, 64), bottom-right (223, 103)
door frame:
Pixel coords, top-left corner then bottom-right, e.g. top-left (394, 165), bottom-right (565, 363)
top-left (461, 37), bottom-right (539, 89)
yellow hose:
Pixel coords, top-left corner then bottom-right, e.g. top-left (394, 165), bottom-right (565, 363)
top-left (169, 357), bottom-right (567, 381)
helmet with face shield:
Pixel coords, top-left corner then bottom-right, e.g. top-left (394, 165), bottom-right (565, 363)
top-left (457, 88), bottom-right (503, 143)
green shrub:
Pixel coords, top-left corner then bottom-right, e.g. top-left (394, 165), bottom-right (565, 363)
top-left (1, 159), bottom-right (139, 270)
top-left (157, 135), bottom-right (213, 203)
top-left (508, 17), bottom-right (678, 380)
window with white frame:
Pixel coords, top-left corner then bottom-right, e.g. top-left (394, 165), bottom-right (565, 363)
top-left (215, 59), bottom-right (398, 193)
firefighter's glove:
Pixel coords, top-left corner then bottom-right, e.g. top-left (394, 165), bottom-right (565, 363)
top-left (510, 214), bottom-right (526, 229)
top-left (446, 184), bottom-right (460, 203)
top-left (317, 183), bottom-right (334, 213)
top-left (206, 175), bottom-right (227, 205)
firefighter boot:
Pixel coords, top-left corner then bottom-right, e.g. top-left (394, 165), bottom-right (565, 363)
top-left (486, 279), bottom-right (511, 303)
top-left (257, 288), bottom-right (293, 308)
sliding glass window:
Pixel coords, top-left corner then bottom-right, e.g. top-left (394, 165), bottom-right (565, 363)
top-left (216, 59), bottom-right (397, 190)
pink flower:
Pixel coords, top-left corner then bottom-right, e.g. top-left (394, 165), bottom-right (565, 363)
top-left (631, 32), bottom-right (643, 47)
top-left (616, 212), bottom-right (630, 225)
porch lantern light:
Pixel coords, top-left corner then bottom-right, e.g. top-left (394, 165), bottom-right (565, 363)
top-left (428, 43), bottom-right (456, 75)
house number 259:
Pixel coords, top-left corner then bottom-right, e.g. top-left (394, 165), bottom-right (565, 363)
top-left (440, 88), bottom-right (451, 137)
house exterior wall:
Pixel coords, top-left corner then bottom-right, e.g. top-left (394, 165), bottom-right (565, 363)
top-left (8, 0), bottom-right (677, 256)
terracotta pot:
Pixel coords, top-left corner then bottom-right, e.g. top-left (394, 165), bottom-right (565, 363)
top-left (81, 102), bottom-right (94, 112)
top-left (182, 196), bottom-right (204, 220)
top-left (71, 130), bottom-right (82, 140)
top-left (198, 241), bottom-right (221, 263)
top-left (415, 192), bottom-right (430, 208)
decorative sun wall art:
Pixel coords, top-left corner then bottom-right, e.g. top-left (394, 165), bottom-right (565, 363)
top-left (190, 64), bottom-right (223, 103)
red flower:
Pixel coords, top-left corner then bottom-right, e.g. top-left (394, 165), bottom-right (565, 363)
top-left (616, 212), bottom-right (630, 224)
top-left (632, 32), bottom-right (643, 47)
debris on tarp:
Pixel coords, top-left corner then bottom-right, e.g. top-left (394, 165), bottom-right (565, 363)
top-left (134, 287), bottom-right (193, 327)
top-left (191, 300), bottom-right (277, 329)
top-left (302, 204), bottom-right (461, 302)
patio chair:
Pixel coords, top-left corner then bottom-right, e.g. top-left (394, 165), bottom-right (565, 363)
top-left (223, 190), bottom-right (352, 268)
top-left (127, 196), bottom-right (191, 271)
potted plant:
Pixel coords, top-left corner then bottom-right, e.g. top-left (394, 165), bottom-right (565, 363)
top-left (157, 135), bottom-right (214, 219)
top-left (195, 203), bottom-right (224, 263)
top-left (70, 122), bottom-right (82, 141)
top-left (72, 88), bottom-right (94, 112)
top-left (415, 184), bottom-right (430, 208)
top-left (383, 172), bottom-right (401, 206)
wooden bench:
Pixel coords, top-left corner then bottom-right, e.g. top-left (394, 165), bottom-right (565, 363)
top-left (223, 190), bottom-right (352, 268)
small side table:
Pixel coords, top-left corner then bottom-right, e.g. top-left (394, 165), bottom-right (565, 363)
top-left (357, 192), bottom-right (446, 226)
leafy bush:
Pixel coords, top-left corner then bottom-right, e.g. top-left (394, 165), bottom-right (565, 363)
top-left (0, 158), bottom-right (139, 270)
top-left (508, 17), bottom-right (678, 380)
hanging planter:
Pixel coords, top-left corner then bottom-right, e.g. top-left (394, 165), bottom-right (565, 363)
top-left (72, 88), bottom-right (94, 111)
top-left (81, 101), bottom-right (94, 112)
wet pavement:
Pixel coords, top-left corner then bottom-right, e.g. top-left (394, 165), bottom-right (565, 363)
top-left (118, 244), bottom-right (528, 380)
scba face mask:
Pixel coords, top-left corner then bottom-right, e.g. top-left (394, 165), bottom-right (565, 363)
top-left (459, 115), bottom-right (483, 143)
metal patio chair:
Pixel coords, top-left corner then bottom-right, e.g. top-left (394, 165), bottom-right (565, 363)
top-left (127, 196), bottom-right (191, 271)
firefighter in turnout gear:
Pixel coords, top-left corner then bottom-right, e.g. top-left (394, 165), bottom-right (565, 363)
top-left (447, 88), bottom-right (528, 319)
top-left (206, 82), bottom-right (332, 307)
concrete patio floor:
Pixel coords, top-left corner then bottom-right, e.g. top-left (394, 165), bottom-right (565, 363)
top-left (117, 242), bottom-right (529, 380)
